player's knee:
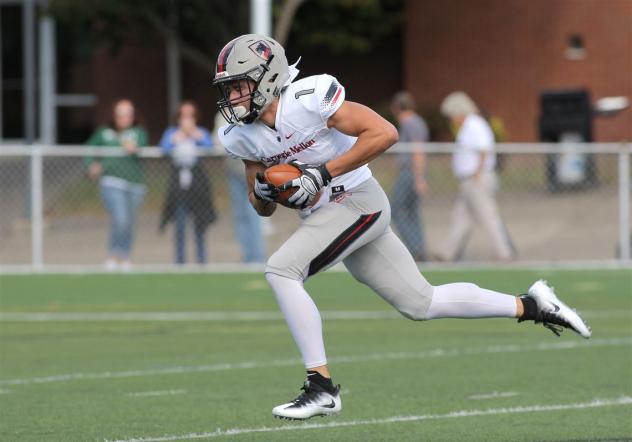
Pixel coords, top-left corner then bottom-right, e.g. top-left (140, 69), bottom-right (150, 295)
top-left (265, 250), bottom-right (303, 280)
top-left (398, 303), bottom-right (430, 321)
top-left (393, 285), bottom-right (434, 321)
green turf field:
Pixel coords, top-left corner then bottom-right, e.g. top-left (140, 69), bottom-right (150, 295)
top-left (0, 269), bottom-right (631, 441)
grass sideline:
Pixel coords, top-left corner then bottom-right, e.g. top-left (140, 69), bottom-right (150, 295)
top-left (0, 269), bottom-right (630, 441)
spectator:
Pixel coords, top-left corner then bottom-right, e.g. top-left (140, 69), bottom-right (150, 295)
top-left (434, 91), bottom-right (515, 261)
top-left (85, 99), bottom-right (147, 270)
top-left (390, 91), bottom-right (429, 261)
top-left (213, 112), bottom-right (266, 263)
top-left (159, 101), bottom-right (216, 264)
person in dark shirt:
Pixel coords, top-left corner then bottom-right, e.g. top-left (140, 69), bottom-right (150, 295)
top-left (159, 101), bottom-right (215, 264)
top-left (390, 91), bottom-right (429, 261)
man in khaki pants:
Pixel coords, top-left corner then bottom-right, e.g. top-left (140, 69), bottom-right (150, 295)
top-left (436, 92), bottom-right (514, 261)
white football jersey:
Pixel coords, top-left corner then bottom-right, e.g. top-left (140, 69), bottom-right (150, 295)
top-left (218, 74), bottom-right (372, 212)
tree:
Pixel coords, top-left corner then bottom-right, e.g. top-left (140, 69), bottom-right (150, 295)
top-left (48, 0), bottom-right (403, 69)
top-left (286, 0), bottom-right (403, 54)
top-left (48, 0), bottom-right (249, 72)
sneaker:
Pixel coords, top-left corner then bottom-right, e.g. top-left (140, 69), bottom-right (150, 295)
top-left (520, 280), bottom-right (591, 338)
top-left (119, 260), bottom-right (132, 272)
top-left (272, 379), bottom-right (342, 420)
top-left (104, 258), bottom-right (118, 272)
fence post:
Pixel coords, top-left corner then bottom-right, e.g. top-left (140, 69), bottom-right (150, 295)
top-left (30, 145), bottom-right (43, 270)
top-left (619, 144), bottom-right (631, 264)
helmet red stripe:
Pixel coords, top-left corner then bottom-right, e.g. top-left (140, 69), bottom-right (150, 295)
top-left (217, 43), bottom-right (234, 73)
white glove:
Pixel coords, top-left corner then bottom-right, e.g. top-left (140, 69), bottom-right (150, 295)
top-left (282, 160), bottom-right (332, 209)
top-left (253, 172), bottom-right (278, 202)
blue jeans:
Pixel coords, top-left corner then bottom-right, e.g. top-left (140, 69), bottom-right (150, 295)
top-left (391, 168), bottom-right (426, 260)
top-left (174, 205), bottom-right (207, 264)
top-left (228, 170), bottom-right (265, 263)
top-left (99, 178), bottom-right (145, 259)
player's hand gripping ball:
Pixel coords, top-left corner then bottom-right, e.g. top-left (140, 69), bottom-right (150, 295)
top-left (253, 172), bottom-right (279, 202)
top-left (264, 162), bottom-right (329, 209)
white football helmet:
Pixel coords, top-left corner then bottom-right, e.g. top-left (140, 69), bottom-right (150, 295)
top-left (213, 34), bottom-right (290, 125)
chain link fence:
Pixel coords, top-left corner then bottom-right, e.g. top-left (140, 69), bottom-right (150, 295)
top-left (0, 143), bottom-right (629, 269)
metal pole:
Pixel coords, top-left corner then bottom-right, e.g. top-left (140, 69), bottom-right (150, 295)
top-left (31, 145), bottom-right (43, 269)
top-left (166, 34), bottom-right (181, 119)
top-left (39, 11), bottom-right (56, 144)
top-left (618, 146), bottom-right (631, 263)
top-left (0, 5), bottom-right (3, 140)
top-left (165, 0), bottom-right (181, 119)
top-left (23, 0), bottom-right (36, 143)
top-left (250, 0), bottom-right (271, 36)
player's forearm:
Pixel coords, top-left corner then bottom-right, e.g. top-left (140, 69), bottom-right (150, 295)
top-left (326, 127), bottom-right (398, 178)
top-left (249, 191), bottom-right (277, 217)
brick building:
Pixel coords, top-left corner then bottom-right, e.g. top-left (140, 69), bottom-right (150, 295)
top-left (405, 0), bottom-right (632, 141)
top-left (3, 0), bottom-right (629, 143)
top-left (90, 0), bottom-right (632, 142)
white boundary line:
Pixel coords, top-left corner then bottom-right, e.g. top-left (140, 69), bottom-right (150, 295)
top-left (0, 309), bottom-right (628, 322)
top-left (0, 311), bottom-right (400, 322)
top-left (127, 389), bottom-right (187, 398)
top-left (1, 337), bottom-right (629, 387)
top-left (468, 391), bottom-right (520, 400)
top-left (1, 260), bottom-right (630, 275)
top-left (105, 396), bottom-right (632, 442)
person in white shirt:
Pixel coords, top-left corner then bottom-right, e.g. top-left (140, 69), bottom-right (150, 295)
top-left (436, 91), bottom-right (515, 261)
top-left (212, 35), bottom-right (590, 421)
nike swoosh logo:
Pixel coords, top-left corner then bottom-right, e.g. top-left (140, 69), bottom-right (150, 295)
top-left (551, 304), bottom-right (560, 313)
top-left (285, 132), bottom-right (296, 139)
top-left (320, 400), bottom-right (336, 409)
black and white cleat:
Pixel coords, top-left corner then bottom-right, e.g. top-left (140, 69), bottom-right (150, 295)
top-left (272, 379), bottom-right (341, 420)
top-left (520, 280), bottom-right (592, 338)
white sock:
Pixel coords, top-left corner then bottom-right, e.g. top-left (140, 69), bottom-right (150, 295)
top-left (265, 272), bottom-right (327, 368)
top-left (426, 283), bottom-right (517, 319)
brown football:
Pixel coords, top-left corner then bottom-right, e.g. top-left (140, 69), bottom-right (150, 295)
top-left (263, 163), bottom-right (321, 207)
top-left (264, 163), bottom-right (301, 202)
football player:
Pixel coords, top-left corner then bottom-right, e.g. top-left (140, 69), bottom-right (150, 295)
top-left (213, 34), bottom-right (591, 420)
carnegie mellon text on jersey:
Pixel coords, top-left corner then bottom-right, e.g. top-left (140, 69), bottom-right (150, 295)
top-left (261, 139), bottom-right (316, 165)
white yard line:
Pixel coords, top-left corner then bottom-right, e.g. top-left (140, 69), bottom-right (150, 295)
top-left (127, 389), bottom-right (187, 398)
top-left (1, 337), bottom-right (629, 387)
top-left (105, 396), bottom-right (632, 442)
top-left (0, 309), bottom-right (628, 322)
top-left (1, 259), bottom-right (630, 275)
top-left (468, 391), bottom-right (520, 400)
top-left (0, 311), bottom-right (401, 322)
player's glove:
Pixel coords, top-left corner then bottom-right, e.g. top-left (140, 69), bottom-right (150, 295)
top-left (282, 160), bottom-right (332, 209)
top-left (253, 172), bottom-right (279, 202)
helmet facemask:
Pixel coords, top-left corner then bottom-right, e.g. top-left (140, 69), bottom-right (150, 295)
top-left (214, 60), bottom-right (272, 126)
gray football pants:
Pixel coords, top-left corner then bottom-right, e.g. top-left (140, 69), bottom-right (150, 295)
top-left (266, 177), bottom-right (434, 320)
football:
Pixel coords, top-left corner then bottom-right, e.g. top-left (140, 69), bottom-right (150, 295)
top-left (264, 163), bottom-right (301, 203)
top-left (264, 163), bottom-right (321, 207)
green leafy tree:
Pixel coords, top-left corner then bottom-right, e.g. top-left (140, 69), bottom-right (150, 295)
top-left (288, 0), bottom-right (403, 54)
top-left (48, 0), bottom-right (250, 71)
top-left (48, 0), bottom-right (403, 70)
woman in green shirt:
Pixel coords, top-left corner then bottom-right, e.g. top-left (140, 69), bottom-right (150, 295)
top-left (85, 99), bottom-right (147, 270)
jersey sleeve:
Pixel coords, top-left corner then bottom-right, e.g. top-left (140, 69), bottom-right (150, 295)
top-left (217, 125), bottom-right (259, 161)
top-left (291, 74), bottom-right (346, 129)
top-left (315, 74), bottom-right (345, 121)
